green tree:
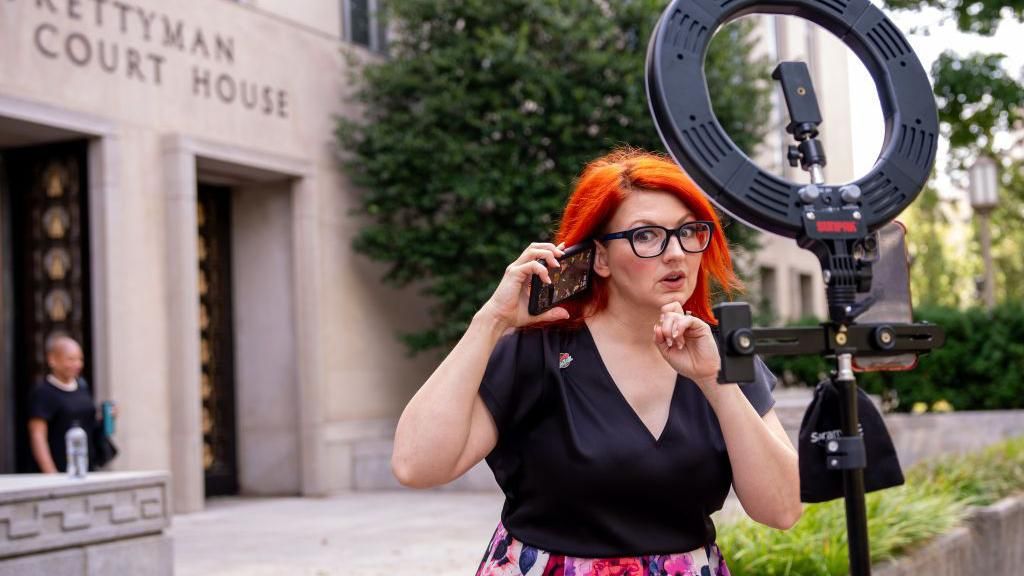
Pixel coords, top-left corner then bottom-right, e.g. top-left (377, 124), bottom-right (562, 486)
top-left (928, 48), bottom-right (1024, 307)
top-left (884, 0), bottom-right (1023, 35)
top-left (989, 159), bottom-right (1024, 302)
top-left (903, 185), bottom-right (970, 308)
top-left (338, 0), bottom-right (773, 354)
top-left (931, 50), bottom-right (1024, 169)
top-left (882, 0), bottom-right (1024, 307)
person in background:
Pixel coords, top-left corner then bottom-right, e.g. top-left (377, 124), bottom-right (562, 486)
top-left (27, 334), bottom-right (117, 473)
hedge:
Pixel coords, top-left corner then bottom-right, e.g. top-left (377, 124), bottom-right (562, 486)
top-left (762, 302), bottom-right (1024, 412)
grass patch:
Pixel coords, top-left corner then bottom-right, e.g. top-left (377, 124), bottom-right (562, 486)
top-left (717, 435), bottom-right (1024, 575)
top-left (906, 436), bottom-right (1024, 506)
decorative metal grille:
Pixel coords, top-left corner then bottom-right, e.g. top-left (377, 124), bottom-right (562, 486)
top-left (8, 142), bottom-right (92, 473)
top-left (196, 185), bottom-right (238, 496)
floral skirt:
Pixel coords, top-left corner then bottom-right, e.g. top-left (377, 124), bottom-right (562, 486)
top-left (476, 522), bottom-right (731, 576)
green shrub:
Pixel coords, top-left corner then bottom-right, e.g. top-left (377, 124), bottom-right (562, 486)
top-left (337, 0), bottom-right (773, 354)
top-left (906, 435), bottom-right (1024, 506)
top-left (762, 302), bottom-right (1024, 412)
top-left (717, 435), bottom-right (1024, 575)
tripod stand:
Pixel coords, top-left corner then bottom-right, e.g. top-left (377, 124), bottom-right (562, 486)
top-left (711, 63), bottom-right (945, 576)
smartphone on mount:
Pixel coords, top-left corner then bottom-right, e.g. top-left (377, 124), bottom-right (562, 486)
top-left (852, 220), bottom-right (917, 372)
top-left (528, 240), bottom-right (597, 316)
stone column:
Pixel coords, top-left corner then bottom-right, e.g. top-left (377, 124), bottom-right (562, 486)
top-left (162, 138), bottom-right (204, 513)
top-left (292, 176), bottom-right (326, 496)
top-left (86, 136), bottom-right (120, 433)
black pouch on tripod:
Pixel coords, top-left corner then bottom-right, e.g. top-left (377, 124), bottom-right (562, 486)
top-left (799, 379), bottom-right (904, 503)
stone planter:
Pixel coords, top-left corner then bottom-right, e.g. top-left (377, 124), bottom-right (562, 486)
top-left (0, 471), bottom-right (172, 576)
top-left (874, 495), bottom-right (1024, 576)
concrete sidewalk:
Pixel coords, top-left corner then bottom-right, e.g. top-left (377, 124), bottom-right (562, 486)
top-left (171, 491), bottom-right (505, 576)
top-left (171, 491), bottom-right (746, 576)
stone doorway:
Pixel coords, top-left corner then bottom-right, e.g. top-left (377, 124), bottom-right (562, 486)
top-left (0, 140), bottom-right (93, 473)
top-left (165, 137), bottom-right (315, 512)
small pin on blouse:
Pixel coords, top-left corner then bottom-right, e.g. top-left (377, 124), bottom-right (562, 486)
top-left (559, 353), bottom-right (573, 369)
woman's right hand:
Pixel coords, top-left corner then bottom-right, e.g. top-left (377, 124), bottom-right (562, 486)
top-left (477, 242), bottom-right (570, 329)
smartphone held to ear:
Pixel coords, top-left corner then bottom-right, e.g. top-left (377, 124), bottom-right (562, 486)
top-left (528, 241), bottom-right (596, 315)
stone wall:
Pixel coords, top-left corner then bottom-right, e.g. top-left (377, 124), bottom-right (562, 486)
top-left (0, 0), bottom-right (438, 510)
top-left (0, 472), bottom-right (172, 576)
top-left (352, 395), bottom-right (1024, 492)
top-left (874, 495), bottom-right (1024, 576)
top-left (884, 411), bottom-right (1024, 468)
top-left (774, 394), bottom-right (1024, 468)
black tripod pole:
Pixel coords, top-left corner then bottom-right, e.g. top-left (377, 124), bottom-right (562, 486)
top-left (834, 352), bottom-right (871, 575)
top-left (713, 307), bottom-right (944, 575)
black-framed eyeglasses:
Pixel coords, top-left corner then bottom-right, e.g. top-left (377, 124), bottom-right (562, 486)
top-left (599, 221), bottom-right (714, 258)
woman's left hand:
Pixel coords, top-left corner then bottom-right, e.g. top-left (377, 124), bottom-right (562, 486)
top-left (654, 301), bottom-right (720, 386)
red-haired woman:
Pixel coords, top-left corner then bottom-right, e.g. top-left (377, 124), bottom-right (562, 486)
top-left (392, 149), bottom-right (801, 574)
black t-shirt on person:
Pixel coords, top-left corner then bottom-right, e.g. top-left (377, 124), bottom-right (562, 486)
top-left (478, 324), bottom-right (777, 558)
top-left (28, 378), bottom-right (97, 473)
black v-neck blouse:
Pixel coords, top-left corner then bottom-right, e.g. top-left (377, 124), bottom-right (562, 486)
top-left (478, 324), bottom-right (777, 558)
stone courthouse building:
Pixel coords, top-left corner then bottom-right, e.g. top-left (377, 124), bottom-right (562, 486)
top-left (0, 0), bottom-right (434, 513)
top-left (0, 1), bottom-right (856, 513)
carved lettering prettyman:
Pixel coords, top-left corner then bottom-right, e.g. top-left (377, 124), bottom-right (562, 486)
top-left (21, 0), bottom-right (239, 62)
top-left (190, 28), bottom-right (209, 59)
top-left (162, 15), bottom-right (184, 49)
top-left (8, 0), bottom-right (290, 117)
top-left (35, 0), bottom-right (57, 14)
top-left (215, 35), bottom-right (233, 64)
top-left (91, 0), bottom-right (107, 26)
top-left (112, 0), bottom-right (130, 33)
top-left (137, 8), bottom-right (154, 41)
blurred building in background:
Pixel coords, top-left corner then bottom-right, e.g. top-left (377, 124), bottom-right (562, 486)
top-left (0, 1), bottom-right (855, 507)
top-left (742, 14), bottom-right (857, 324)
top-left (0, 0), bottom-right (433, 513)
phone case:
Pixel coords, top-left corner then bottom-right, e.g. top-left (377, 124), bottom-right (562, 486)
top-left (852, 221), bottom-right (918, 372)
top-left (528, 241), bottom-right (596, 316)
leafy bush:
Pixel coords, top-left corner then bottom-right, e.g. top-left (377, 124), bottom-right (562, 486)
top-left (763, 302), bottom-right (1024, 411)
top-left (337, 0), bottom-right (773, 354)
top-left (718, 435), bottom-right (1024, 575)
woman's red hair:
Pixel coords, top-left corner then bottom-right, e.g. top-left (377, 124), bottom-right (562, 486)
top-left (546, 148), bottom-right (744, 328)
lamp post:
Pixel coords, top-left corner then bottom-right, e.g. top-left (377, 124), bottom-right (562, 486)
top-left (968, 156), bottom-right (1000, 310)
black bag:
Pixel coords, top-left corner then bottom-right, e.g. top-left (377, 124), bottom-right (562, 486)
top-left (91, 421), bottom-right (119, 469)
top-left (77, 378), bottom-right (119, 469)
top-left (798, 379), bottom-right (904, 503)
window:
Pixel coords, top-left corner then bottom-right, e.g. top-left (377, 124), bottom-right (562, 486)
top-left (758, 266), bottom-right (778, 323)
top-left (798, 272), bottom-right (815, 320)
top-left (343, 0), bottom-right (387, 52)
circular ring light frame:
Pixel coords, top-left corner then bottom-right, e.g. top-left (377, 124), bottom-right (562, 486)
top-left (646, 0), bottom-right (938, 238)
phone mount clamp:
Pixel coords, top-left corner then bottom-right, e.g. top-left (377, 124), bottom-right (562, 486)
top-left (773, 62), bottom-right (827, 183)
top-left (646, 1), bottom-right (946, 574)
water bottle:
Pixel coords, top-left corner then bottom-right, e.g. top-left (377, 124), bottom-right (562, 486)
top-left (102, 401), bottom-right (116, 436)
top-left (65, 421), bottom-right (88, 479)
